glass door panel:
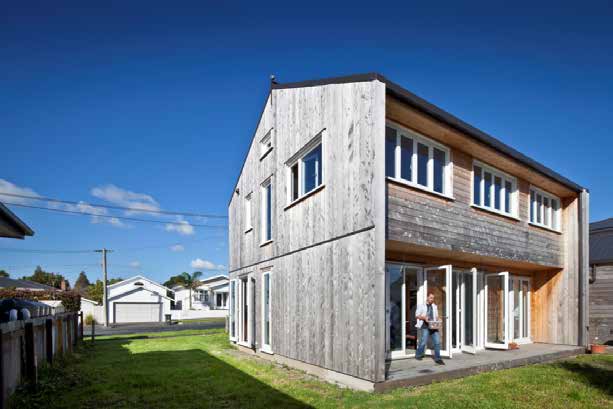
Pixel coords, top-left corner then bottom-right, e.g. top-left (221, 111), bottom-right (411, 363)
top-left (388, 264), bottom-right (404, 357)
top-left (424, 265), bottom-right (452, 358)
top-left (462, 269), bottom-right (477, 354)
top-left (485, 272), bottom-right (509, 349)
top-left (387, 263), bottom-right (420, 358)
top-left (404, 267), bottom-right (419, 354)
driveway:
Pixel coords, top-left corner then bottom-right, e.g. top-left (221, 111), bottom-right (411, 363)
top-left (83, 319), bottom-right (225, 337)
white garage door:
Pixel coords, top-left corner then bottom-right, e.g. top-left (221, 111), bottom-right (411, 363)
top-left (114, 303), bottom-right (161, 323)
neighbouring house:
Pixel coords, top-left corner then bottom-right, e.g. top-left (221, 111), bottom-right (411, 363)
top-left (0, 202), bottom-right (33, 239)
top-left (172, 275), bottom-right (229, 311)
top-left (227, 73), bottom-right (589, 390)
top-left (0, 276), bottom-right (57, 292)
top-left (80, 297), bottom-right (104, 323)
top-left (104, 275), bottom-right (173, 323)
top-left (589, 218), bottom-right (613, 345)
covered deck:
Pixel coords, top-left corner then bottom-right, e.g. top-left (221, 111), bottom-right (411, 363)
top-left (378, 343), bottom-right (583, 392)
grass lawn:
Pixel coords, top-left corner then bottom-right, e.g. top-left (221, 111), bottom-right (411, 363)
top-left (175, 317), bottom-right (226, 324)
top-left (11, 329), bottom-right (612, 409)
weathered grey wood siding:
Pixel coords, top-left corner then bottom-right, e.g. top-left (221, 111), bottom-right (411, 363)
top-left (386, 147), bottom-right (563, 268)
top-left (229, 80), bottom-right (387, 382)
top-left (589, 265), bottom-right (613, 344)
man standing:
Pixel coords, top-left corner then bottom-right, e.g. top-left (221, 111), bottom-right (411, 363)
top-left (415, 293), bottom-right (445, 365)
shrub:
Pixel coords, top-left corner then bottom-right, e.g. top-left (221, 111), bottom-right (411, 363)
top-left (84, 313), bottom-right (96, 325)
top-left (0, 289), bottom-right (81, 312)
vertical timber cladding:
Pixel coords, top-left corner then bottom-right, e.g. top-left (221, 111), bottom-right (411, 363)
top-left (229, 80), bottom-right (387, 382)
top-left (385, 95), bottom-right (584, 347)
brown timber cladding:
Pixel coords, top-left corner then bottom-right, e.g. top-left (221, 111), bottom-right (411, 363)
top-left (589, 265), bottom-right (613, 344)
top-left (386, 147), bottom-right (563, 267)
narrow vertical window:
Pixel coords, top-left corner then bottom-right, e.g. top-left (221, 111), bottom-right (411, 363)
top-left (530, 190), bottom-right (536, 223)
top-left (552, 199), bottom-right (559, 230)
top-left (505, 181), bottom-right (512, 213)
top-left (529, 187), bottom-right (561, 230)
top-left (385, 126), bottom-right (397, 178)
top-left (536, 194), bottom-right (542, 224)
top-left (261, 271), bottom-right (272, 352)
top-left (303, 144), bottom-right (322, 193)
top-left (245, 194), bottom-right (252, 231)
top-left (230, 280), bottom-right (236, 339)
top-left (473, 165), bottom-right (482, 205)
top-left (433, 147), bottom-right (445, 193)
top-left (494, 176), bottom-right (502, 210)
top-left (262, 180), bottom-right (272, 243)
top-left (484, 172), bottom-right (492, 207)
top-left (417, 143), bottom-right (429, 187)
top-left (400, 136), bottom-right (413, 181)
top-left (290, 163), bottom-right (299, 201)
top-left (543, 197), bottom-right (550, 227)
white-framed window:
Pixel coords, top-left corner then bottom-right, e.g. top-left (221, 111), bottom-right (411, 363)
top-left (287, 133), bottom-right (324, 203)
top-left (385, 121), bottom-right (452, 197)
top-left (230, 279), bottom-right (237, 340)
top-left (245, 193), bottom-right (252, 233)
top-left (260, 130), bottom-right (273, 158)
top-left (261, 178), bottom-right (272, 243)
top-left (261, 269), bottom-right (272, 353)
top-left (529, 186), bottom-right (561, 231)
top-left (472, 161), bottom-right (518, 217)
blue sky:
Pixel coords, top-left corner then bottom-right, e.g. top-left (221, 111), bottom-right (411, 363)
top-left (1, 1), bottom-right (612, 285)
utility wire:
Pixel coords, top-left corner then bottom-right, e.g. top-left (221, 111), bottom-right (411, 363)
top-left (0, 248), bottom-right (95, 254)
top-left (3, 202), bottom-right (228, 228)
top-left (0, 192), bottom-right (227, 219)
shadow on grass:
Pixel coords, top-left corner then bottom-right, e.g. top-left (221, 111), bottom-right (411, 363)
top-left (558, 358), bottom-right (613, 396)
top-left (13, 337), bottom-right (314, 409)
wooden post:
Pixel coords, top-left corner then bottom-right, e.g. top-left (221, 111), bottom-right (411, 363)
top-left (91, 319), bottom-right (95, 344)
top-left (24, 322), bottom-right (36, 386)
top-left (57, 318), bottom-right (63, 355)
top-left (1, 331), bottom-right (4, 409)
top-left (45, 318), bottom-right (53, 364)
top-left (72, 314), bottom-right (78, 347)
top-left (79, 312), bottom-right (84, 341)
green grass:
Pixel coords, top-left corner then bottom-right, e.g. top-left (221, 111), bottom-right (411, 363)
top-left (175, 317), bottom-right (226, 324)
top-left (11, 329), bottom-right (613, 409)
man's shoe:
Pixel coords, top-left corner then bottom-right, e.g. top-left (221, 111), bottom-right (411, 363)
top-left (415, 356), bottom-right (423, 361)
top-left (435, 360), bottom-right (445, 365)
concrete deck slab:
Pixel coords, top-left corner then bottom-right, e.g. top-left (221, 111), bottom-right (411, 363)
top-left (378, 343), bottom-right (584, 392)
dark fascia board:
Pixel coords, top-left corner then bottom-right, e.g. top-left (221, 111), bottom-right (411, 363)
top-left (229, 72), bottom-right (586, 205)
top-left (0, 201), bottom-right (34, 238)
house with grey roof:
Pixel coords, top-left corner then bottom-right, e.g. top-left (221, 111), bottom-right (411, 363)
top-left (589, 218), bottom-right (613, 345)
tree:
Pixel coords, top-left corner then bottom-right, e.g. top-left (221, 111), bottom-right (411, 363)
top-left (163, 274), bottom-right (185, 288)
top-left (74, 271), bottom-right (90, 295)
top-left (86, 278), bottom-right (123, 303)
top-left (176, 271), bottom-right (203, 310)
top-left (23, 266), bottom-right (69, 289)
top-left (0, 270), bottom-right (8, 277)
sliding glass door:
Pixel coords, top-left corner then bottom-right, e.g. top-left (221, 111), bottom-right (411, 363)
top-left (484, 272), bottom-right (509, 349)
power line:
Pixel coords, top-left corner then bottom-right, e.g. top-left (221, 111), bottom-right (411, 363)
top-left (0, 248), bottom-right (95, 254)
top-left (3, 202), bottom-right (228, 228)
top-left (0, 192), bottom-right (227, 219)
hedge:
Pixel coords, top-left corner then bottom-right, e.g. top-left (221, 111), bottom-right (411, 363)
top-left (0, 289), bottom-right (81, 312)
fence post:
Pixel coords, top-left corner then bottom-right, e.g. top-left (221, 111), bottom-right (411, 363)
top-left (91, 319), bottom-right (95, 344)
top-left (79, 312), bottom-right (84, 341)
top-left (1, 331), bottom-right (4, 409)
top-left (57, 318), bottom-right (63, 355)
top-left (24, 322), bottom-right (37, 387)
top-left (45, 318), bottom-right (53, 365)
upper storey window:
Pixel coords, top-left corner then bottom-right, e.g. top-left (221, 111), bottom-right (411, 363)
top-left (260, 130), bottom-right (273, 159)
top-left (530, 187), bottom-right (560, 231)
top-left (287, 132), bottom-right (324, 204)
top-left (472, 161), bottom-right (518, 218)
top-left (261, 179), bottom-right (273, 243)
top-left (385, 122), bottom-right (451, 197)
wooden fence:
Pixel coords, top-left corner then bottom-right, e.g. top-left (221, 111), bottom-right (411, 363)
top-left (0, 312), bottom-right (82, 408)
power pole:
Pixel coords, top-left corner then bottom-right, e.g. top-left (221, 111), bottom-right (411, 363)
top-left (95, 248), bottom-right (113, 327)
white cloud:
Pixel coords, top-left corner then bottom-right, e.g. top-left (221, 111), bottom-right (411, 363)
top-left (91, 184), bottom-right (161, 215)
top-left (170, 244), bottom-right (185, 252)
top-left (165, 217), bottom-right (194, 236)
top-left (68, 201), bottom-right (128, 228)
top-left (190, 258), bottom-right (225, 271)
top-left (0, 179), bottom-right (40, 204)
top-left (129, 261), bottom-right (141, 268)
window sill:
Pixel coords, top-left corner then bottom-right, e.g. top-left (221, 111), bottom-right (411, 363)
top-left (284, 184), bottom-right (325, 210)
top-left (244, 227), bottom-right (253, 234)
top-left (470, 204), bottom-right (520, 221)
top-left (259, 347), bottom-right (274, 355)
top-left (386, 177), bottom-right (454, 201)
top-left (528, 222), bottom-right (562, 234)
top-left (260, 239), bottom-right (273, 248)
top-left (260, 147), bottom-right (273, 161)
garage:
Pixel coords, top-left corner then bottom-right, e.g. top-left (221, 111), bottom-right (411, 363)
top-left (114, 302), bottom-right (161, 323)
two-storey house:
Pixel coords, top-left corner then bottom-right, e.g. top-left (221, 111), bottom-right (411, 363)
top-left (228, 73), bottom-right (589, 390)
